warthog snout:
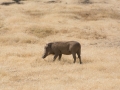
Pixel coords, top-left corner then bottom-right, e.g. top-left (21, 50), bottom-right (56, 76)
top-left (42, 55), bottom-right (45, 59)
top-left (42, 52), bottom-right (48, 59)
top-left (42, 54), bottom-right (47, 59)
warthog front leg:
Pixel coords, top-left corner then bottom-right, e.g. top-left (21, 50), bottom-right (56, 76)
top-left (58, 54), bottom-right (62, 60)
top-left (53, 54), bottom-right (59, 61)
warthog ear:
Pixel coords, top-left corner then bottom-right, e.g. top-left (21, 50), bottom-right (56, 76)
top-left (47, 43), bottom-right (52, 48)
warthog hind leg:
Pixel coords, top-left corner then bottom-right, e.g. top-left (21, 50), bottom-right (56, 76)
top-left (72, 53), bottom-right (76, 63)
top-left (77, 51), bottom-right (82, 64)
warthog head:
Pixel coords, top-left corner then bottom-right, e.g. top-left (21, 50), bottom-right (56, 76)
top-left (42, 43), bottom-right (52, 59)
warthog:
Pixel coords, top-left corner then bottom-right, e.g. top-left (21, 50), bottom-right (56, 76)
top-left (42, 41), bottom-right (82, 64)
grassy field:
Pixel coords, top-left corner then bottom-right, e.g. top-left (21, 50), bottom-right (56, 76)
top-left (0, 0), bottom-right (120, 90)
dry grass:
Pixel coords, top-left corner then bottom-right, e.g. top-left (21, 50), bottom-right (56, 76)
top-left (0, 0), bottom-right (120, 90)
top-left (27, 26), bottom-right (58, 38)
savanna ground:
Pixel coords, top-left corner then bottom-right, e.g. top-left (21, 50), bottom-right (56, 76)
top-left (0, 0), bottom-right (120, 90)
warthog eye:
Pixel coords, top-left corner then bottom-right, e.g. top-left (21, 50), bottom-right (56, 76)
top-left (44, 46), bottom-right (47, 49)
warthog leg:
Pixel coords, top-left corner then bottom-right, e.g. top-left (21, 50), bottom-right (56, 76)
top-left (72, 53), bottom-right (76, 63)
top-left (79, 56), bottom-right (82, 64)
top-left (58, 54), bottom-right (62, 60)
top-left (77, 51), bottom-right (82, 64)
top-left (53, 54), bottom-right (59, 61)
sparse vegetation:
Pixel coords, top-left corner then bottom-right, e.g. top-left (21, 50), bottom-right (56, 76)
top-left (61, 8), bottom-right (120, 21)
top-left (25, 10), bottom-right (46, 17)
top-left (0, 0), bottom-right (120, 90)
top-left (82, 0), bottom-right (92, 4)
top-left (77, 30), bottom-right (107, 39)
top-left (28, 27), bottom-right (58, 38)
top-left (13, 0), bottom-right (20, 4)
